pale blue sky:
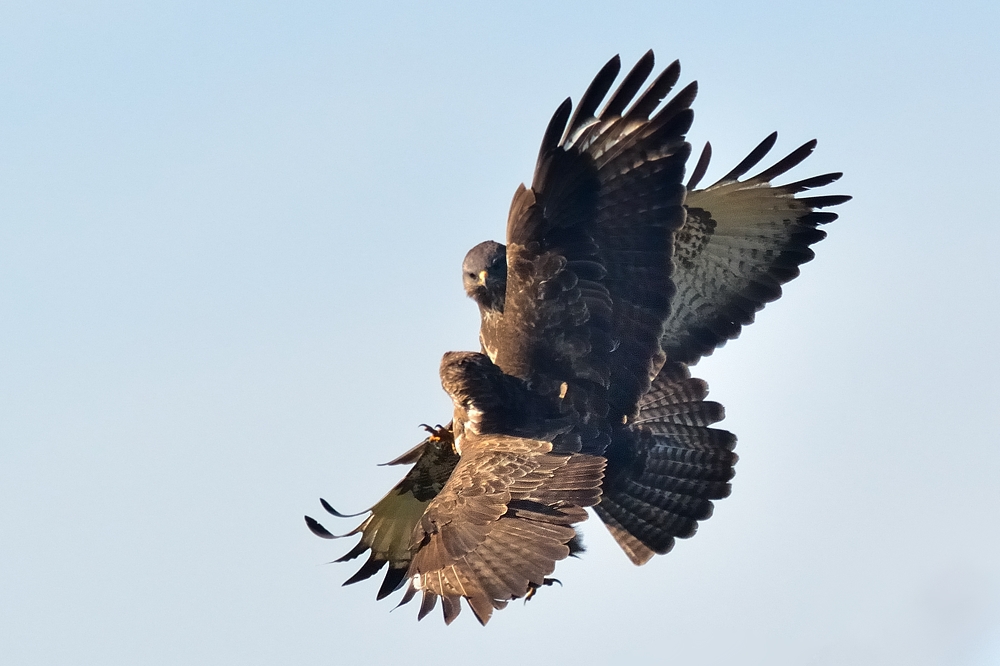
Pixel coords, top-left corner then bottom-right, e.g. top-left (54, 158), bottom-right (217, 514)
top-left (2, 2), bottom-right (999, 664)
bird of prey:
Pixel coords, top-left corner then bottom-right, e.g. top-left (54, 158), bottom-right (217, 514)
top-left (306, 51), bottom-right (849, 625)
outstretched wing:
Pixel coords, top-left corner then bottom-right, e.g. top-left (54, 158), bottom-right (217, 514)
top-left (303, 425), bottom-right (459, 601)
top-left (402, 54), bottom-right (695, 623)
top-left (405, 427), bottom-right (603, 625)
top-left (485, 51), bottom-right (695, 431)
top-left (662, 133), bottom-right (851, 365)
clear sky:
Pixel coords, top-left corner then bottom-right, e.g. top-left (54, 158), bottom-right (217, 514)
top-left (2, 2), bottom-right (999, 664)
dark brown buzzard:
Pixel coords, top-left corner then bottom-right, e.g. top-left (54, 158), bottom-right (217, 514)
top-left (306, 51), bottom-right (849, 624)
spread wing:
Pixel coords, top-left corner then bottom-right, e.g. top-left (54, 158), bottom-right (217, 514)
top-left (662, 134), bottom-right (851, 364)
top-left (402, 54), bottom-right (695, 623)
top-left (484, 50), bottom-right (695, 430)
top-left (306, 53), bottom-right (850, 621)
top-left (303, 425), bottom-right (459, 601)
top-left (405, 426), bottom-right (604, 625)
top-left (399, 351), bottom-right (604, 625)
top-left (309, 54), bottom-right (700, 616)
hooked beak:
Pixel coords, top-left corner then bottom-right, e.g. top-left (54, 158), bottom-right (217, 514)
top-left (477, 270), bottom-right (488, 286)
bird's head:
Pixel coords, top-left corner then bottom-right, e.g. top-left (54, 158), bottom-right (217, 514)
top-left (462, 240), bottom-right (507, 313)
top-left (439, 351), bottom-right (505, 442)
top-left (439, 351), bottom-right (501, 406)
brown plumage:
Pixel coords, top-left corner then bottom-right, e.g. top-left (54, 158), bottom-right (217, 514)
top-left (384, 56), bottom-right (696, 621)
top-left (664, 134), bottom-right (850, 364)
top-left (306, 50), bottom-right (849, 624)
top-left (405, 353), bottom-right (605, 624)
top-left (305, 424), bottom-right (458, 600)
top-left (596, 361), bottom-right (737, 564)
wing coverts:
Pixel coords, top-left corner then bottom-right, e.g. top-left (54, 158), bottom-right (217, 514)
top-left (306, 51), bottom-right (849, 625)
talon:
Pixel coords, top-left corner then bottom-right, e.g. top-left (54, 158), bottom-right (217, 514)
top-left (419, 423), bottom-right (448, 442)
top-left (524, 577), bottom-right (561, 603)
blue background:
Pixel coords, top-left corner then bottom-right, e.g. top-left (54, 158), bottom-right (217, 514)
top-left (2, 2), bottom-right (998, 664)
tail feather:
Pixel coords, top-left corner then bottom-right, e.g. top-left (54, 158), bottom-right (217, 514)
top-left (594, 505), bottom-right (659, 565)
top-left (635, 472), bottom-right (732, 499)
top-left (595, 496), bottom-right (692, 558)
top-left (640, 449), bottom-right (737, 482)
top-left (597, 361), bottom-right (737, 564)
top-left (636, 400), bottom-right (725, 426)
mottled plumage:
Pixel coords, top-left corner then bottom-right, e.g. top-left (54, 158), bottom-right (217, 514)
top-left (306, 50), bottom-right (849, 624)
top-left (596, 360), bottom-right (736, 564)
top-left (664, 135), bottom-right (850, 364)
top-left (404, 352), bottom-right (605, 624)
top-left (305, 424), bottom-right (458, 600)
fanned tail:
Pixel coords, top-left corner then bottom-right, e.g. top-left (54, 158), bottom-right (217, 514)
top-left (596, 361), bottom-right (737, 564)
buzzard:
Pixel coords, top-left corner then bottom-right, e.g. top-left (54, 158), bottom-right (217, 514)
top-left (306, 51), bottom-right (849, 624)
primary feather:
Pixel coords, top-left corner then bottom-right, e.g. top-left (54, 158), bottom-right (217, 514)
top-left (306, 51), bottom-right (849, 624)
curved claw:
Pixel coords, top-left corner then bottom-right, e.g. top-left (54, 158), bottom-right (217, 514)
top-left (419, 423), bottom-right (448, 440)
top-left (523, 577), bottom-right (562, 602)
top-left (380, 423), bottom-right (454, 466)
